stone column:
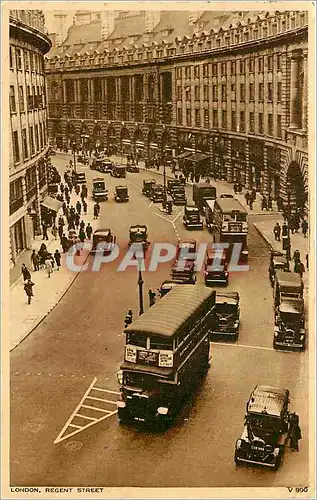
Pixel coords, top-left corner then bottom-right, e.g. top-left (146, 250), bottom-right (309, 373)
top-left (262, 146), bottom-right (269, 195)
top-left (289, 51), bottom-right (301, 129)
top-left (302, 50), bottom-right (308, 131)
top-left (62, 80), bottom-right (67, 104)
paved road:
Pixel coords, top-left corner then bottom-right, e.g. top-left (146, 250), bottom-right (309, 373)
top-left (10, 155), bottom-right (309, 488)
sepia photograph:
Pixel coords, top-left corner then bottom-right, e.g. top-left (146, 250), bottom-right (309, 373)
top-left (2, 2), bottom-right (315, 498)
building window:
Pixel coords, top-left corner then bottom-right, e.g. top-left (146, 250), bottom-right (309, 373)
top-left (186, 108), bottom-right (191, 126)
top-left (231, 83), bottom-right (236, 100)
top-left (185, 67), bottom-right (191, 79)
top-left (22, 128), bottom-right (28, 159)
top-left (204, 109), bottom-right (209, 127)
top-left (277, 115), bottom-right (282, 138)
top-left (10, 178), bottom-right (24, 215)
top-left (221, 62), bottom-right (226, 76)
top-left (177, 108), bottom-right (182, 125)
top-left (213, 109), bottom-right (218, 128)
top-left (35, 125), bottom-right (39, 152)
top-left (23, 50), bottom-right (29, 71)
top-left (203, 85), bottom-right (209, 100)
top-left (277, 82), bottom-right (282, 102)
top-left (221, 110), bottom-right (227, 129)
top-left (253, 28), bottom-right (258, 38)
top-left (249, 58), bottom-right (255, 73)
top-left (258, 57), bottom-right (264, 72)
top-left (249, 83), bottom-right (254, 101)
top-left (240, 111), bottom-right (245, 132)
top-left (268, 82), bottom-right (273, 101)
top-left (239, 59), bottom-right (245, 74)
top-left (231, 61), bottom-right (236, 75)
top-left (12, 131), bottom-right (20, 163)
top-left (291, 17), bottom-right (295, 29)
top-left (185, 87), bottom-right (191, 101)
top-left (267, 55), bottom-right (273, 71)
top-left (19, 86), bottom-right (24, 112)
top-left (194, 86), bottom-right (200, 100)
top-left (240, 83), bottom-right (245, 101)
top-left (259, 113), bottom-right (264, 134)
top-left (277, 54), bottom-right (281, 70)
top-left (33, 85), bottom-right (37, 108)
top-left (194, 65), bottom-right (200, 78)
top-left (259, 83), bottom-right (264, 101)
top-left (203, 64), bottom-right (209, 77)
top-left (268, 114), bottom-right (273, 135)
top-left (249, 112), bottom-right (254, 133)
top-left (221, 84), bottom-right (227, 101)
top-left (244, 31), bottom-right (249, 42)
top-left (10, 86), bottom-right (16, 113)
top-left (231, 110), bottom-right (236, 131)
top-left (29, 126), bottom-right (35, 155)
top-left (176, 67), bottom-right (182, 79)
top-left (212, 85), bottom-right (218, 100)
top-left (212, 63), bottom-right (217, 76)
top-left (195, 109), bottom-right (201, 127)
top-left (65, 80), bottom-right (75, 102)
top-left (177, 86), bottom-right (182, 100)
top-left (80, 80), bottom-right (88, 102)
top-left (10, 46), bottom-right (13, 68)
top-left (263, 26), bottom-right (268, 37)
top-left (16, 48), bottom-right (22, 70)
top-left (27, 86), bottom-right (32, 110)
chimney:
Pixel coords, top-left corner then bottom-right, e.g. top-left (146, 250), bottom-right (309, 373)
top-left (101, 10), bottom-right (115, 40)
top-left (145, 11), bottom-right (160, 33)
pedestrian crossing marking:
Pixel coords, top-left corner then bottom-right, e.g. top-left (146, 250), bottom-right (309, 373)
top-left (54, 377), bottom-right (120, 444)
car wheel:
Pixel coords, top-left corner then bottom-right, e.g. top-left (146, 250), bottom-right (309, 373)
top-left (234, 452), bottom-right (242, 466)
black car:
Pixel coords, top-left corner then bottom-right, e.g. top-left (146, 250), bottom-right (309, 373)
top-left (77, 155), bottom-right (89, 165)
top-left (172, 186), bottom-right (187, 206)
top-left (91, 228), bottom-right (116, 254)
top-left (269, 251), bottom-right (290, 286)
top-left (126, 164), bottom-right (140, 173)
top-left (274, 298), bottom-right (305, 350)
top-left (114, 185), bottom-right (129, 202)
top-left (234, 385), bottom-right (291, 470)
top-left (211, 292), bottom-right (240, 339)
top-left (142, 179), bottom-right (156, 197)
top-left (129, 225), bottom-right (150, 250)
top-left (204, 248), bottom-right (229, 286)
top-left (183, 205), bottom-right (203, 229)
top-left (167, 179), bottom-right (182, 195)
top-left (151, 185), bottom-right (165, 203)
top-left (111, 165), bottom-right (126, 178)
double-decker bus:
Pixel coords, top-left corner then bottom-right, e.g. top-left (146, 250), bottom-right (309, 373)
top-left (212, 197), bottom-right (248, 263)
top-left (117, 285), bottom-right (216, 427)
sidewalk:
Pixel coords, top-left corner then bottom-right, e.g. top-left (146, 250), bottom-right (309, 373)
top-left (110, 154), bottom-right (280, 217)
top-left (9, 189), bottom-right (98, 351)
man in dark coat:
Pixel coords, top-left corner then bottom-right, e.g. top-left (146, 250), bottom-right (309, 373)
top-left (22, 264), bottom-right (31, 281)
top-left (82, 199), bottom-right (88, 215)
top-left (54, 249), bottom-right (61, 270)
top-left (289, 413), bottom-right (302, 451)
top-left (273, 222), bottom-right (281, 242)
top-left (42, 222), bottom-right (49, 241)
top-left (61, 234), bottom-right (69, 253)
top-left (86, 223), bottom-right (93, 240)
top-left (24, 279), bottom-right (35, 305)
top-left (30, 250), bottom-right (40, 271)
top-left (76, 200), bottom-right (82, 216)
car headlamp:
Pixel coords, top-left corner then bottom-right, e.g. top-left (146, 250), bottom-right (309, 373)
top-left (157, 407), bottom-right (168, 415)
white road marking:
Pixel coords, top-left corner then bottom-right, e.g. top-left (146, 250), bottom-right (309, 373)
top-left (172, 210), bottom-right (183, 224)
top-left (210, 342), bottom-right (274, 351)
top-left (148, 201), bottom-right (153, 208)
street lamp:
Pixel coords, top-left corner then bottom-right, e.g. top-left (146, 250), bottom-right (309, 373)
top-left (137, 257), bottom-right (144, 316)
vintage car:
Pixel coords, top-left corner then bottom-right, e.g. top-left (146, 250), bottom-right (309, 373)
top-left (269, 251), bottom-right (290, 286)
top-left (90, 158), bottom-right (113, 173)
top-left (274, 271), bottom-right (303, 308)
top-left (274, 297), bottom-right (305, 351)
top-left (76, 172), bottom-right (87, 184)
top-left (114, 185), bottom-right (129, 202)
top-left (167, 179), bottom-right (182, 195)
top-left (204, 247), bottom-right (229, 286)
top-left (128, 225), bottom-right (150, 250)
top-left (211, 292), bottom-right (240, 338)
top-left (77, 155), bottom-right (89, 165)
top-left (234, 385), bottom-right (291, 470)
top-left (151, 184), bottom-right (165, 203)
top-left (91, 228), bottom-right (116, 254)
top-left (111, 165), bottom-right (126, 178)
top-left (172, 186), bottom-right (187, 206)
top-left (92, 178), bottom-right (108, 201)
top-left (142, 179), bottom-right (156, 197)
top-left (183, 205), bottom-right (203, 229)
top-left (126, 164), bottom-right (140, 173)
top-left (171, 240), bottom-right (197, 284)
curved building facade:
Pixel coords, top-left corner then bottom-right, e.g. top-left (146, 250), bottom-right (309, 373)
top-left (46, 9), bottom-right (308, 210)
top-left (9, 10), bottom-right (51, 266)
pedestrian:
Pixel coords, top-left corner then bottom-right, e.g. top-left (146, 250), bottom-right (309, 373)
top-left (277, 195), bottom-right (283, 212)
top-left (75, 213), bottom-right (80, 229)
top-left (93, 203), bottom-right (99, 219)
top-left (124, 309), bottom-right (133, 328)
top-left (76, 200), bottom-right (82, 216)
top-left (21, 263), bottom-right (31, 281)
top-left (273, 222), bottom-right (281, 242)
top-left (306, 253), bottom-right (309, 270)
top-left (190, 171), bottom-right (195, 183)
top-left (54, 249), bottom-right (61, 271)
top-left (75, 184), bottom-right (80, 196)
top-left (60, 182), bottom-right (65, 194)
top-left (233, 183), bottom-right (238, 195)
top-left (289, 413), bottom-right (302, 451)
top-left (58, 223), bottom-right (64, 241)
top-left (44, 255), bottom-right (53, 278)
top-left (62, 201), bottom-right (67, 216)
top-left (42, 222), bottom-right (49, 241)
top-left (282, 220), bottom-right (289, 238)
top-left (68, 220), bottom-right (75, 231)
top-left (51, 224), bottom-right (58, 240)
top-left (64, 185), bottom-right (69, 197)
top-left (261, 195), bottom-right (267, 211)
top-left (79, 227), bottom-right (85, 245)
top-left (245, 192), bottom-right (250, 206)
top-left (30, 250), bottom-right (40, 271)
top-left (148, 289), bottom-right (156, 307)
top-left (61, 234), bottom-right (68, 253)
top-left (295, 260), bottom-right (305, 278)
top-left (302, 219), bottom-right (308, 238)
top-left (267, 194), bottom-right (273, 210)
top-left (82, 199), bottom-right (88, 215)
top-left (251, 188), bottom-right (256, 202)
top-left (293, 249), bottom-right (301, 267)
top-left (86, 222), bottom-right (93, 240)
top-left (249, 197), bottom-right (254, 210)
top-left (24, 279), bottom-right (35, 305)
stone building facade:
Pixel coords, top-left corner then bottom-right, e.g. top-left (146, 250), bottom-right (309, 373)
top-left (9, 10), bottom-right (51, 266)
top-left (45, 9), bottom-right (308, 210)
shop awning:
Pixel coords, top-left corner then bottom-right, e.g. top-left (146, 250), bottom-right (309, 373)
top-left (185, 153), bottom-right (210, 163)
top-left (176, 151), bottom-right (192, 160)
top-left (41, 196), bottom-right (62, 212)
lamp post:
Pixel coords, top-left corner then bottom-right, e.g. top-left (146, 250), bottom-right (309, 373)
top-left (284, 181), bottom-right (292, 262)
top-left (137, 257), bottom-right (144, 316)
top-left (72, 140), bottom-right (77, 173)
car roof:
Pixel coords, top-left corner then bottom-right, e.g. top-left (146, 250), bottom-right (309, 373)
top-left (179, 240), bottom-right (196, 246)
top-left (186, 205), bottom-right (199, 211)
top-left (144, 179), bottom-right (156, 183)
top-left (275, 271), bottom-right (303, 288)
top-left (279, 298), bottom-right (304, 314)
top-left (93, 177), bottom-right (105, 182)
top-left (130, 225), bottom-right (147, 231)
top-left (94, 228), bottom-right (110, 235)
top-left (272, 255), bottom-right (288, 265)
top-left (215, 197), bottom-right (247, 214)
top-left (247, 385), bottom-right (289, 417)
top-left (216, 292), bottom-right (239, 304)
top-left (116, 185), bottom-right (127, 189)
